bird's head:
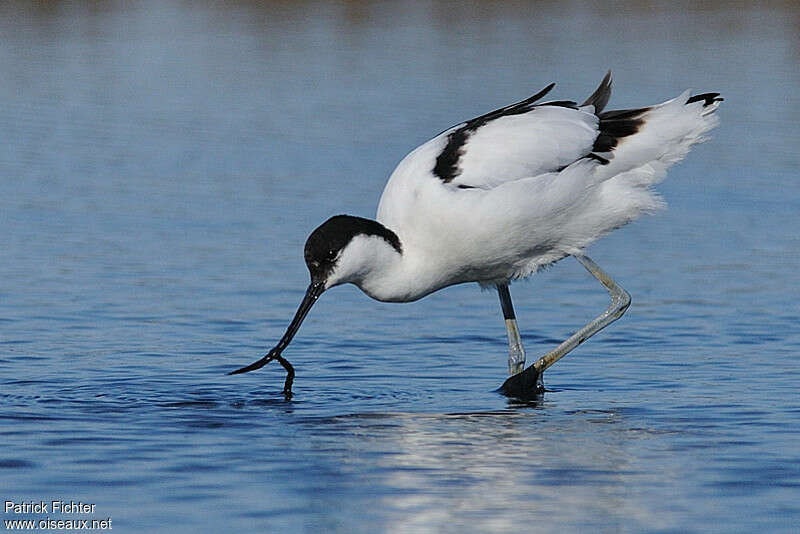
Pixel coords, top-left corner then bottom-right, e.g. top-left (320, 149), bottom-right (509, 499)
top-left (303, 214), bottom-right (403, 292)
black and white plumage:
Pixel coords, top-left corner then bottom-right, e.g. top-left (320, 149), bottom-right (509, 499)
top-left (231, 72), bottom-right (722, 398)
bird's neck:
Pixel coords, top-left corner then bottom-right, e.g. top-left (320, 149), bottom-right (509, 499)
top-left (328, 225), bottom-right (436, 302)
top-left (353, 238), bottom-right (413, 302)
top-left (356, 236), bottom-right (455, 303)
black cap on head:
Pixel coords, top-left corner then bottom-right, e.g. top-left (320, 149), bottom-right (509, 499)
top-left (304, 215), bottom-right (402, 283)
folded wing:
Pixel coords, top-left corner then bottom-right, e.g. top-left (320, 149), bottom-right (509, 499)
top-left (428, 77), bottom-right (612, 190)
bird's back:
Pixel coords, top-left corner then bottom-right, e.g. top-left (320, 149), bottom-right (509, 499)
top-left (375, 74), bottom-right (721, 293)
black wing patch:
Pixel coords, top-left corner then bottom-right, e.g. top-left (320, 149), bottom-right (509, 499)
top-left (433, 83), bottom-right (557, 183)
top-left (592, 107), bottom-right (649, 153)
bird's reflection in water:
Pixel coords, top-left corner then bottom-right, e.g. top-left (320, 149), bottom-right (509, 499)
top-left (303, 407), bottom-right (669, 532)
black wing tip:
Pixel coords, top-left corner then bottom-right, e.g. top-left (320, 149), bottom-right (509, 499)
top-left (522, 82), bottom-right (556, 105)
top-left (540, 100), bottom-right (579, 109)
top-left (687, 92), bottom-right (724, 106)
top-left (581, 70), bottom-right (613, 113)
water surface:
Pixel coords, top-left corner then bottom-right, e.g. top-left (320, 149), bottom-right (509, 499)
top-left (1, 1), bottom-right (799, 532)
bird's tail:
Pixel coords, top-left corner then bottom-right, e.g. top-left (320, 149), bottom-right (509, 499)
top-left (592, 90), bottom-right (723, 185)
top-left (550, 90), bottom-right (722, 256)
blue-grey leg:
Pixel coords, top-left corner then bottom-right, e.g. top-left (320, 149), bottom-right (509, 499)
top-left (498, 254), bottom-right (631, 397)
top-left (497, 283), bottom-right (526, 376)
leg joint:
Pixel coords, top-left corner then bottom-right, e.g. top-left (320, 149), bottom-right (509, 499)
top-left (611, 288), bottom-right (631, 317)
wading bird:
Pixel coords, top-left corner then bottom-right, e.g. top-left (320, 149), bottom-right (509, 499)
top-left (230, 72), bottom-right (721, 398)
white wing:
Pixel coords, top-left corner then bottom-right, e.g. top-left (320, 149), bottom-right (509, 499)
top-left (448, 105), bottom-right (599, 189)
top-left (377, 74), bottom-right (613, 225)
top-left (422, 83), bottom-right (603, 190)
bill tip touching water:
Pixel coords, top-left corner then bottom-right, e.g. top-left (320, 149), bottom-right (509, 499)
top-left (230, 71), bottom-right (722, 399)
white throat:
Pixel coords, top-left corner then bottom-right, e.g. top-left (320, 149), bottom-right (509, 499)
top-left (326, 234), bottom-right (417, 302)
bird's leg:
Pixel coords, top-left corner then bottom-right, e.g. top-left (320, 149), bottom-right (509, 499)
top-left (533, 254), bottom-right (632, 373)
top-left (498, 254), bottom-right (631, 397)
top-left (497, 283), bottom-right (526, 376)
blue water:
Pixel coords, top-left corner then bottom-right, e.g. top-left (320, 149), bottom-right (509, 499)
top-left (2, 1), bottom-right (799, 532)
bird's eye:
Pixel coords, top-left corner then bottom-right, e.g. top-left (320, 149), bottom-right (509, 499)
top-left (326, 250), bottom-right (336, 260)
